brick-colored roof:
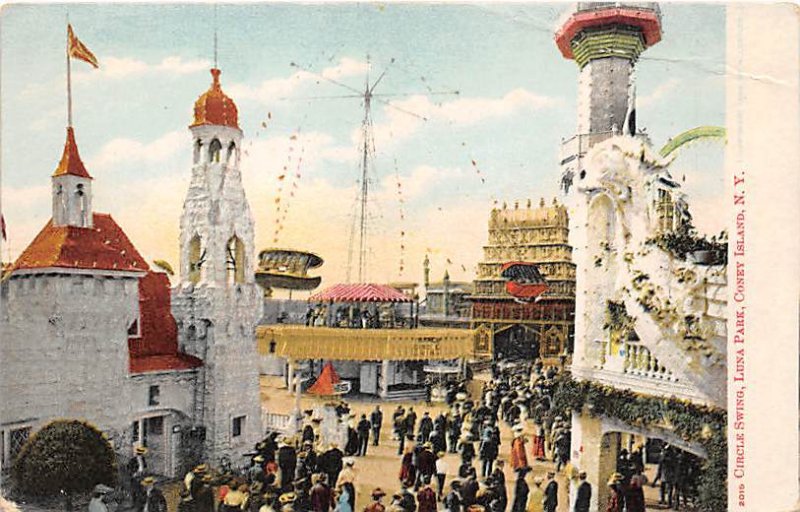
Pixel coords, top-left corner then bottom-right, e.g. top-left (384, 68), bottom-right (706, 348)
top-left (12, 213), bottom-right (148, 273)
top-left (52, 127), bottom-right (92, 179)
top-left (129, 272), bottom-right (203, 374)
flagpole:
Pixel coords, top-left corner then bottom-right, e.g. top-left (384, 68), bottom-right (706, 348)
top-left (66, 20), bottom-right (72, 128)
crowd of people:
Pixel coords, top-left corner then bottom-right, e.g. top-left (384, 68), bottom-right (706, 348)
top-left (86, 359), bottom-right (706, 512)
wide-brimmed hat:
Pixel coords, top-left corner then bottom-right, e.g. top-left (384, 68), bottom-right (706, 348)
top-left (134, 445), bottom-right (148, 455)
top-left (93, 484), bottom-right (113, 494)
top-left (194, 463), bottom-right (208, 473)
top-left (371, 488), bottom-right (387, 498)
top-left (253, 455), bottom-right (265, 463)
top-left (279, 492), bottom-right (297, 504)
top-left (140, 476), bottom-right (156, 486)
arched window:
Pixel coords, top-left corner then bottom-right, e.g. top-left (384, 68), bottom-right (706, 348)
top-left (226, 235), bottom-right (246, 285)
top-left (209, 138), bottom-right (222, 163)
top-left (76, 184), bottom-right (88, 227)
top-left (194, 139), bottom-right (203, 164)
top-left (226, 141), bottom-right (236, 163)
top-left (188, 235), bottom-right (204, 284)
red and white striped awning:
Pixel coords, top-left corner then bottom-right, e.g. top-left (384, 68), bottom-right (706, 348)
top-left (308, 283), bottom-right (412, 303)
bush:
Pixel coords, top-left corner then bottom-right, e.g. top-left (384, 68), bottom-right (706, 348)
top-left (12, 419), bottom-right (116, 497)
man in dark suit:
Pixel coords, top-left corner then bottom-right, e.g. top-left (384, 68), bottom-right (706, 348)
top-left (574, 471), bottom-right (591, 512)
top-left (543, 471), bottom-right (558, 512)
top-left (357, 414), bottom-right (372, 456)
top-left (140, 477), bottom-right (167, 512)
top-left (370, 406), bottom-right (383, 446)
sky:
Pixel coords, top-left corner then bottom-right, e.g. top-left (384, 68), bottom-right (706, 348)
top-left (1, 2), bottom-right (726, 292)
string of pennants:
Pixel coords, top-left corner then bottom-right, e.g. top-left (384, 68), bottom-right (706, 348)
top-left (393, 159), bottom-right (406, 276)
top-left (274, 131), bottom-right (304, 245)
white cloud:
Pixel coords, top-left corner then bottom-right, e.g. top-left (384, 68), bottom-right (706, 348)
top-left (368, 88), bottom-right (557, 149)
top-left (377, 164), bottom-right (465, 203)
top-left (226, 57), bottom-right (369, 105)
top-left (87, 131), bottom-right (186, 171)
top-left (73, 56), bottom-right (211, 83)
top-left (638, 78), bottom-right (680, 109)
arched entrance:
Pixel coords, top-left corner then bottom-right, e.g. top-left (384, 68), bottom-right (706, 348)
top-left (571, 413), bottom-right (707, 512)
top-left (493, 324), bottom-right (538, 361)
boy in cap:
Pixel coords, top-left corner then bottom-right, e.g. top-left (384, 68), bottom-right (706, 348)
top-left (364, 488), bottom-right (387, 512)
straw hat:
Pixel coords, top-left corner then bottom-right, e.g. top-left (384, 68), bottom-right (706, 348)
top-left (134, 445), bottom-right (148, 455)
top-left (279, 492), bottom-right (297, 504)
top-left (141, 476), bottom-right (156, 487)
top-left (607, 472), bottom-right (623, 485)
top-left (194, 463), bottom-right (208, 474)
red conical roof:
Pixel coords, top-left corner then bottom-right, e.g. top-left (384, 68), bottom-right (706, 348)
top-left (52, 127), bottom-right (92, 179)
top-left (307, 362), bottom-right (342, 396)
top-left (190, 68), bottom-right (239, 129)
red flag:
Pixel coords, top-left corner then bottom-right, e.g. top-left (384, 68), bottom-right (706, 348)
top-left (67, 25), bottom-right (99, 68)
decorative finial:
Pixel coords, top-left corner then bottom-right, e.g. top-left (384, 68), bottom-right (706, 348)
top-left (213, 3), bottom-right (218, 69)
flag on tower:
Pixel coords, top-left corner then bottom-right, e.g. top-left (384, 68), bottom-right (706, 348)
top-left (67, 24), bottom-right (99, 68)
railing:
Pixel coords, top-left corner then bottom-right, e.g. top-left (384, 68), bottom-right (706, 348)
top-left (597, 339), bottom-right (675, 381)
top-left (571, 339), bottom-right (713, 403)
top-left (263, 412), bottom-right (294, 434)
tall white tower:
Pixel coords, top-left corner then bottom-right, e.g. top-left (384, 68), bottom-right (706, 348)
top-left (172, 68), bottom-right (262, 464)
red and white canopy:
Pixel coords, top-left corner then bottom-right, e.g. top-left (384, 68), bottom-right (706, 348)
top-left (308, 283), bottom-right (412, 303)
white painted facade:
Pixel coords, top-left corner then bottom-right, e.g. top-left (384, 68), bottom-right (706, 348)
top-left (172, 117), bottom-right (263, 467)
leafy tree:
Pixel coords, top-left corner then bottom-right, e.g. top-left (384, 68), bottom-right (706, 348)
top-left (12, 419), bottom-right (116, 509)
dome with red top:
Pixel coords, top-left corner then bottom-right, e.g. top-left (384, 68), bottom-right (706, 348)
top-left (190, 68), bottom-right (239, 129)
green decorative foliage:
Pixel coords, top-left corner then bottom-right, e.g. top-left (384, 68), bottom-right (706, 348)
top-left (603, 300), bottom-right (635, 337)
top-left (646, 224), bottom-right (727, 264)
top-left (12, 420), bottom-right (117, 497)
top-left (552, 376), bottom-right (727, 512)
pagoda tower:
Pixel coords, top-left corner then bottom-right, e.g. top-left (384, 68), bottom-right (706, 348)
top-left (172, 68), bottom-right (263, 465)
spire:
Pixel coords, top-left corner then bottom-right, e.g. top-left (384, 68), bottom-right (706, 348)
top-left (52, 127), bottom-right (92, 179)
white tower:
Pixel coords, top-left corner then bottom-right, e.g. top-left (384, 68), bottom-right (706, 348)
top-left (172, 68), bottom-right (263, 464)
top-left (52, 127), bottom-right (93, 228)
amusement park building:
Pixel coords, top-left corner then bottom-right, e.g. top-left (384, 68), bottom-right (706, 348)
top-left (0, 67), bottom-right (263, 478)
top-left (555, 3), bottom-right (727, 511)
top-left (469, 199), bottom-right (576, 363)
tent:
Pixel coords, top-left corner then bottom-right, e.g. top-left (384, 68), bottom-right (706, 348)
top-left (307, 361), bottom-right (350, 396)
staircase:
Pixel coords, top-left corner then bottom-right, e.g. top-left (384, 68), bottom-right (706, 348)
top-left (618, 245), bottom-right (727, 406)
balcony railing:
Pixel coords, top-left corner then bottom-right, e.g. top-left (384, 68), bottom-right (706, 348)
top-left (256, 325), bottom-right (491, 361)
